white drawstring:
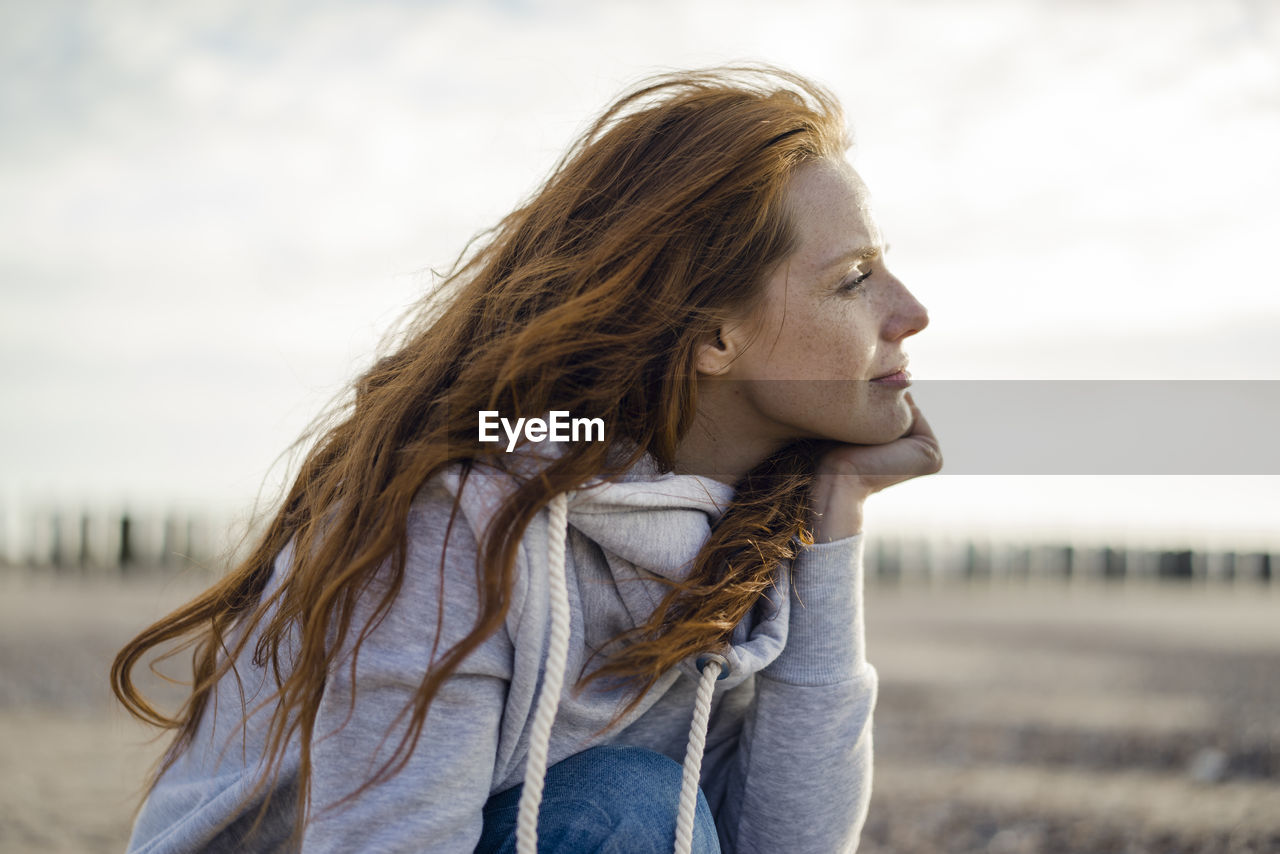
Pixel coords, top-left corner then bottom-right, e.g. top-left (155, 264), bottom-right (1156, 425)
top-left (674, 653), bottom-right (724, 854)
top-left (514, 490), bottom-right (725, 854)
top-left (515, 492), bottom-right (571, 854)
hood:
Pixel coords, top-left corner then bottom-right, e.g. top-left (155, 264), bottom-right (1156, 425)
top-left (565, 459), bottom-right (790, 687)
top-left (441, 449), bottom-right (790, 687)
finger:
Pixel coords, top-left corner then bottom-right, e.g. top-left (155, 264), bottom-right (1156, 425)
top-left (821, 429), bottom-right (941, 484)
top-left (900, 397), bottom-right (943, 476)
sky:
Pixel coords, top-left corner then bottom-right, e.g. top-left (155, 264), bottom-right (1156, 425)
top-left (3, 0), bottom-right (1279, 556)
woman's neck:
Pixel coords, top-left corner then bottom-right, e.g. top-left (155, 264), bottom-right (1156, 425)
top-left (672, 383), bottom-right (788, 485)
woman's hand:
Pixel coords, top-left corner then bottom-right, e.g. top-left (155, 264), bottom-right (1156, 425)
top-left (809, 392), bottom-right (942, 542)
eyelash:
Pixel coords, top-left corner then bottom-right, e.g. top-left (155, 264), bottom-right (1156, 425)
top-left (841, 268), bottom-right (872, 292)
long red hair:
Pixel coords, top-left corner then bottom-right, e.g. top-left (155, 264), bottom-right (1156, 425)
top-left (113, 63), bottom-right (848, 827)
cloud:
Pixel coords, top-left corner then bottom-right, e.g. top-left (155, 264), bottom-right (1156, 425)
top-left (1, 0), bottom-right (1277, 541)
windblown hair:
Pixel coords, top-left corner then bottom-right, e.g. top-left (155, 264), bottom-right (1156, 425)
top-left (112, 64), bottom-right (848, 829)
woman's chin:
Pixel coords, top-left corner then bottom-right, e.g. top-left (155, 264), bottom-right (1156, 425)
top-left (840, 407), bottom-right (913, 446)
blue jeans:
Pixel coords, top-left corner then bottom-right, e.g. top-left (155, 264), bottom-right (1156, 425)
top-left (476, 745), bottom-right (721, 854)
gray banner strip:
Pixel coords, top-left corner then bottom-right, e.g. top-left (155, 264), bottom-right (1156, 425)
top-left (455, 381), bottom-right (1280, 476)
top-left (911, 380), bottom-right (1280, 474)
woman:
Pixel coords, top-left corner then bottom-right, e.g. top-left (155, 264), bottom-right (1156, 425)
top-left (113, 65), bottom-right (939, 854)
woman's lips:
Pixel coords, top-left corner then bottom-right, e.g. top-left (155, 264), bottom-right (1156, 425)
top-left (870, 369), bottom-right (911, 387)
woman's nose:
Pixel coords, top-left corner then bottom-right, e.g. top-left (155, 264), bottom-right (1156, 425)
top-left (884, 276), bottom-right (929, 341)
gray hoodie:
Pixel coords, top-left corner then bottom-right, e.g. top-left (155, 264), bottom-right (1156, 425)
top-left (127, 457), bottom-right (877, 853)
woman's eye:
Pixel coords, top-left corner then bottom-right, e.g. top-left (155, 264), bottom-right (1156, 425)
top-left (842, 268), bottom-right (872, 292)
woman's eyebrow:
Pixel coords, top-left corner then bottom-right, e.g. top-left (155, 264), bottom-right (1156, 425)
top-left (820, 243), bottom-right (887, 271)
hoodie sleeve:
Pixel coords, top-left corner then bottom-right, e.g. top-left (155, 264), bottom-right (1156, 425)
top-left (718, 533), bottom-right (878, 854)
top-left (303, 486), bottom-right (514, 854)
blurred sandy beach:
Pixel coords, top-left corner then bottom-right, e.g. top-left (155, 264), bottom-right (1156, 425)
top-left (1, 569), bottom-right (1277, 853)
top-left (861, 579), bottom-right (1280, 853)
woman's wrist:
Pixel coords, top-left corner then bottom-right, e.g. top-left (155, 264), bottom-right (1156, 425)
top-left (809, 476), bottom-right (870, 543)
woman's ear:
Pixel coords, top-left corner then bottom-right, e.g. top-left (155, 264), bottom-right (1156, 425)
top-left (694, 320), bottom-right (748, 376)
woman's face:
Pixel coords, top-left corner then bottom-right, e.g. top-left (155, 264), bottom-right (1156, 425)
top-left (712, 156), bottom-right (929, 448)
